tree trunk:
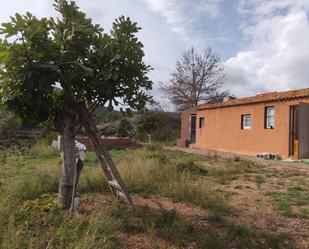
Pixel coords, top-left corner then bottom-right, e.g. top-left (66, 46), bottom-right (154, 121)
top-left (58, 109), bottom-right (76, 208)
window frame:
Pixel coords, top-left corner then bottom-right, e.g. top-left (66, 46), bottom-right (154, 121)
top-left (265, 106), bottom-right (275, 129)
top-left (199, 117), bottom-right (204, 128)
top-left (241, 114), bottom-right (251, 130)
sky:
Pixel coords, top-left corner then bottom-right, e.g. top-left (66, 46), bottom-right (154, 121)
top-left (1, 0), bottom-right (309, 110)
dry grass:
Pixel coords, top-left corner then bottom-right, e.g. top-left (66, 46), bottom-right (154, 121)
top-left (0, 145), bottom-right (308, 248)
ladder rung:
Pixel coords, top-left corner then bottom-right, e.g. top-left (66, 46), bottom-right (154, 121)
top-left (117, 191), bottom-right (129, 201)
top-left (108, 180), bottom-right (122, 190)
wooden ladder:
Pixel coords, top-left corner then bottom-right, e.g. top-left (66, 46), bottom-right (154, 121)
top-left (77, 103), bottom-right (135, 209)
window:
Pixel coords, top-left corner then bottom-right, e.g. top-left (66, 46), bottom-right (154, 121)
top-left (199, 117), bottom-right (204, 128)
top-left (241, 114), bottom-right (251, 129)
top-left (265, 106), bottom-right (275, 129)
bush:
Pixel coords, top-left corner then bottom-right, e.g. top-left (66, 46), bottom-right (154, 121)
top-left (136, 111), bottom-right (180, 142)
top-left (0, 109), bottom-right (21, 148)
top-left (23, 193), bottom-right (62, 212)
top-left (117, 118), bottom-right (134, 137)
top-left (39, 131), bottom-right (58, 145)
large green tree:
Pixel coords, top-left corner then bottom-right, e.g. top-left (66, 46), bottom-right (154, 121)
top-left (117, 118), bottom-right (134, 138)
top-left (0, 0), bottom-right (152, 207)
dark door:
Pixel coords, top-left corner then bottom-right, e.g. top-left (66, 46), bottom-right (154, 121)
top-left (289, 106), bottom-right (299, 158)
top-left (299, 103), bottom-right (309, 159)
top-left (190, 115), bottom-right (196, 144)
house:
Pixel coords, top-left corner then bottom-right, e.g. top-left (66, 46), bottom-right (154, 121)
top-left (177, 88), bottom-right (309, 159)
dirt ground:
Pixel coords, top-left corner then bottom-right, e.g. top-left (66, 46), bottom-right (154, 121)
top-left (165, 146), bottom-right (309, 248)
top-left (79, 147), bottom-right (309, 248)
top-left (80, 190), bottom-right (308, 248)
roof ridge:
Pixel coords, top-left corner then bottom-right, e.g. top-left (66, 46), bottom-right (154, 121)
top-left (198, 87), bottom-right (309, 110)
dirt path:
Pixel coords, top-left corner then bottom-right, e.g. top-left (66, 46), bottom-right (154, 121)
top-left (165, 146), bottom-right (309, 172)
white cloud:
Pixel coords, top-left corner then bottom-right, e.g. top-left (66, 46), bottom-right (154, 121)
top-left (225, 1), bottom-right (309, 97)
top-left (195, 0), bottom-right (221, 18)
top-left (3, 0), bottom-right (308, 109)
top-left (237, 0), bottom-right (309, 17)
top-left (142, 0), bottom-right (221, 41)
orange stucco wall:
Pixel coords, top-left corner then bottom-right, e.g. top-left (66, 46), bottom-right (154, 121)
top-left (192, 98), bottom-right (309, 158)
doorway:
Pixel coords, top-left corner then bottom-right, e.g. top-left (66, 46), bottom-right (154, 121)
top-left (289, 103), bottom-right (309, 159)
top-left (190, 115), bottom-right (196, 144)
top-left (289, 106), bottom-right (298, 158)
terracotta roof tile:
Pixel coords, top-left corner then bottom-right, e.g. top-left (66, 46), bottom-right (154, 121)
top-left (198, 88), bottom-right (309, 110)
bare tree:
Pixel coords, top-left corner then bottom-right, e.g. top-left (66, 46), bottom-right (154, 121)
top-left (161, 47), bottom-right (228, 111)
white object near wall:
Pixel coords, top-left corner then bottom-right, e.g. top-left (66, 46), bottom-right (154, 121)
top-left (256, 152), bottom-right (278, 160)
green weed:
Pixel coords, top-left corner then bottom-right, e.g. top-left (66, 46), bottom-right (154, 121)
top-left (176, 161), bottom-right (209, 176)
top-left (23, 193), bottom-right (62, 212)
top-left (266, 185), bottom-right (309, 218)
top-left (255, 175), bottom-right (266, 188)
top-left (226, 222), bottom-right (296, 249)
top-left (112, 206), bottom-right (194, 246)
top-left (197, 232), bottom-right (227, 249)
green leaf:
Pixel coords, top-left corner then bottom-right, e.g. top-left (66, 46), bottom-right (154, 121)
top-left (74, 62), bottom-right (94, 77)
top-left (0, 0), bottom-right (152, 129)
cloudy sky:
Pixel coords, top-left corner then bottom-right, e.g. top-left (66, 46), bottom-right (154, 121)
top-left (1, 0), bottom-right (309, 109)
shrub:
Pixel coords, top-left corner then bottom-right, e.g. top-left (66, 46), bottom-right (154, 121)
top-left (117, 118), bottom-right (134, 138)
top-left (23, 193), bottom-right (62, 212)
